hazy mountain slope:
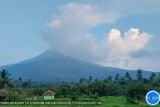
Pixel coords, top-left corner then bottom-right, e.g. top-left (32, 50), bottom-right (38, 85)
top-left (0, 51), bottom-right (152, 82)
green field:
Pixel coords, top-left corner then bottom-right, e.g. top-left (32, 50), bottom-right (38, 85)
top-left (0, 96), bottom-right (160, 107)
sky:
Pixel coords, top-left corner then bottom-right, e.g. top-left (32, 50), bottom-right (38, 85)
top-left (0, 0), bottom-right (160, 71)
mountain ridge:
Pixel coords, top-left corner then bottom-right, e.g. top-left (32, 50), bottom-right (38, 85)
top-left (0, 50), bottom-right (152, 82)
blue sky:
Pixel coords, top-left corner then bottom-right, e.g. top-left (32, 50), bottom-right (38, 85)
top-left (0, 0), bottom-right (160, 71)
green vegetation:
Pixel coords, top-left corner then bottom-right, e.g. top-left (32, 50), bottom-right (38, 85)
top-left (1, 96), bottom-right (160, 107)
top-left (1, 69), bottom-right (160, 106)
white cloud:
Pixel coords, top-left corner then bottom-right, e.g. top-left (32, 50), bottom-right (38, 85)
top-left (104, 28), bottom-right (152, 69)
top-left (43, 3), bottom-right (119, 62)
top-left (43, 3), bottom-right (153, 70)
top-left (107, 28), bottom-right (152, 53)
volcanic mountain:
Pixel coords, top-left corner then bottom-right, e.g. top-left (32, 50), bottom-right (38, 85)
top-left (0, 50), bottom-right (151, 82)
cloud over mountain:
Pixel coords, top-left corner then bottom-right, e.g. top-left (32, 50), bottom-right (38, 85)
top-left (43, 3), bottom-right (153, 70)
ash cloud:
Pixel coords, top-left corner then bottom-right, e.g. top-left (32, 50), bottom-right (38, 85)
top-left (43, 3), bottom-right (156, 71)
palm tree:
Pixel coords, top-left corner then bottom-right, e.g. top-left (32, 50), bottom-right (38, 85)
top-left (136, 69), bottom-right (143, 81)
top-left (149, 72), bottom-right (157, 85)
top-left (114, 73), bottom-right (120, 83)
top-left (107, 76), bottom-right (112, 82)
top-left (88, 76), bottom-right (93, 83)
top-left (149, 72), bottom-right (156, 81)
top-left (0, 69), bottom-right (13, 89)
top-left (125, 72), bottom-right (132, 81)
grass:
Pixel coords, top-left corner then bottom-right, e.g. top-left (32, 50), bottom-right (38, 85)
top-left (1, 96), bottom-right (160, 107)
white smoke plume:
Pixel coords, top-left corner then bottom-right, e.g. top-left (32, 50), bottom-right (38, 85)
top-left (43, 3), bottom-right (152, 70)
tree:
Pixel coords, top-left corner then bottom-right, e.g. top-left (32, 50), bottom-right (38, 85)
top-left (88, 76), bottom-right (93, 83)
top-left (107, 76), bottom-right (112, 82)
top-left (22, 79), bottom-right (32, 88)
top-left (149, 72), bottom-right (157, 86)
top-left (33, 88), bottom-right (44, 96)
top-left (79, 78), bottom-right (83, 84)
top-left (149, 72), bottom-right (156, 81)
top-left (79, 77), bottom-right (88, 84)
top-left (0, 69), bottom-right (13, 89)
top-left (94, 78), bottom-right (98, 83)
top-left (125, 72), bottom-right (132, 82)
top-left (17, 77), bottom-right (22, 88)
top-left (119, 77), bottom-right (126, 85)
top-left (136, 69), bottom-right (143, 81)
top-left (157, 73), bottom-right (160, 84)
top-left (127, 83), bottom-right (149, 104)
top-left (114, 73), bottom-right (120, 83)
top-left (58, 84), bottom-right (71, 97)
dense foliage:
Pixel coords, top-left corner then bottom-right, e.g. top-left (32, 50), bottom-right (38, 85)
top-left (0, 69), bottom-right (160, 104)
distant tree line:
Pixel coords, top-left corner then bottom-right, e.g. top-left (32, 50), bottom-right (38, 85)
top-left (0, 69), bottom-right (160, 103)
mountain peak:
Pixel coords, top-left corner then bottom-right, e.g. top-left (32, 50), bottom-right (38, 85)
top-left (0, 51), bottom-right (151, 82)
